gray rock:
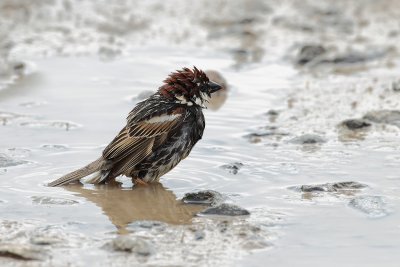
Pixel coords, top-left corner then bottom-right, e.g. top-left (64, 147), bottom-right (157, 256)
top-left (220, 162), bottom-right (243, 175)
top-left (392, 81), bottom-right (400, 92)
top-left (363, 110), bottom-right (400, 127)
top-left (0, 153), bottom-right (27, 168)
top-left (111, 236), bottom-right (153, 256)
top-left (292, 181), bottom-right (367, 193)
top-left (199, 203), bottom-right (250, 216)
top-left (341, 119), bottom-right (371, 130)
top-left (0, 243), bottom-right (46, 260)
top-left (30, 235), bottom-right (63, 246)
top-left (244, 126), bottom-right (289, 144)
top-left (349, 196), bottom-right (389, 218)
top-left (289, 134), bottom-right (326, 145)
top-left (296, 44), bottom-right (326, 65)
top-left (31, 196), bottom-right (79, 205)
top-left (182, 190), bottom-right (224, 205)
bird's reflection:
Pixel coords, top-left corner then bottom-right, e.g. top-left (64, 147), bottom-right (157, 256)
top-left (64, 182), bottom-right (206, 234)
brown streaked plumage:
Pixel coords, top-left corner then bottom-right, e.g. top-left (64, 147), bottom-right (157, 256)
top-left (48, 66), bottom-right (222, 187)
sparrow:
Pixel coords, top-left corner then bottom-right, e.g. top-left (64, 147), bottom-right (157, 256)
top-left (48, 67), bottom-right (222, 187)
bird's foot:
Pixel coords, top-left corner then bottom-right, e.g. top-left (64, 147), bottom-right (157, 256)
top-left (133, 178), bottom-right (148, 186)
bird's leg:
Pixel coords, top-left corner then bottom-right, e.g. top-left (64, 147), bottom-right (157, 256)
top-left (133, 178), bottom-right (148, 186)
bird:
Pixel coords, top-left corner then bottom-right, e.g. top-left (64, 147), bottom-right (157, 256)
top-left (48, 66), bottom-right (222, 187)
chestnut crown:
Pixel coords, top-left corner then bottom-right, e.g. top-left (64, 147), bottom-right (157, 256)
top-left (158, 67), bottom-right (222, 107)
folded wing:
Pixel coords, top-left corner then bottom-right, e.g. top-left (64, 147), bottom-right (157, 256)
top-left (103, 107), bottom-right (186, 176)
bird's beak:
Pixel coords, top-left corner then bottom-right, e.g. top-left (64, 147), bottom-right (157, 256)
top-left (208, 81), bottom-right (223, 93)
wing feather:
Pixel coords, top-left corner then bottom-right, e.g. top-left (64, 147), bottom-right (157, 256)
top-left (102, 107), bottom-right (185, 175)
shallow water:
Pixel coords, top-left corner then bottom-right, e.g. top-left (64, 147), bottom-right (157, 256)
top-left (1, 0), bottom-right (400, 266)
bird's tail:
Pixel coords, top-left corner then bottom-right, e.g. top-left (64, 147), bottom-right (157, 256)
top-left (48, 158), bottom-right (105, 187)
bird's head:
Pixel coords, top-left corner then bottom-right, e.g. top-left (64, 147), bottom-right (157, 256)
top-left (158, 66), bottom-right (222, 108)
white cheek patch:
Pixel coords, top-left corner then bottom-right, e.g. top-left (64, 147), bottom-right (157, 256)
top-left (175, 94), bottom-right (193, 106)
top-left (175, 95), bottom-right (187, 104)
top-left (146, 114), bottom-right (181, 123)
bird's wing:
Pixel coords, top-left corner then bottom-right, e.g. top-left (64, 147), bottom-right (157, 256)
top-left (102, 105), bottom-right (186, 174)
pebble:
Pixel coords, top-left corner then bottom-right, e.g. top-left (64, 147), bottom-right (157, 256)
top-left (289, 134), bottom-right (326, 145)
top-left (182, 190), bottom-right (225, 205)
top-left (199, 203), bottom-right (250, 216)
top-left (291, 181), bottom-right (367, 193)
top-left (0, 243), bottom-right (46, 260)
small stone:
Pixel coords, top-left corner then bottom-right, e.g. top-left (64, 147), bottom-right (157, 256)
top-left (341, 119), bottom-right (371, 130)
top-left (266, 109), bottom-right (279, 116)
top-left (296, 44), bottom-right (327, 65)
top-left (111, 236), bottom-right (153, 256)
top-left (349, 196), bottom-right (389, 218)
top-left (244, 127), bottom-right (289, 144)
top-left (0, 243), bottom-right (46, 260)
top-left (182, 190), bottom-right (224, 205)
top-left (289, 134), bottom-right (326, 145)
top-left (30, 236), bottom-right (62, 246)
top-left (392, 81), bottom-right (400, 92)
top-left (31, 196), bottom-right (79, 205)
top-left (199, 203), bottom-right (250, 216)
top-left (292, 181), bottom-right (367, 193)
top-left (220, 162), bottom-right (243, 175)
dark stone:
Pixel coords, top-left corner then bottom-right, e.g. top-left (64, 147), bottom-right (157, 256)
top-left (0, 243), bottom-right (46, 260)
top-left (182, 190), bottom-right (224, 205)
top-left (349, 196), bottom-right (389, 218)
top-left (296, 45), bottom-right (326, 65)
top-left (244, 126), bottom-right (289, 143)
top-left (363, 110), bottom-right (400, 127)
top-left (392, 81), bottom-right (400, 92)
top-left (341, 119), bottom-right (371, 130)
top-left (266, 109), bottom-right (279, 116)
top-left (289, 134), bottom-right (326, 145)
top-left (199, 203), bottom-right (250, 216)
top-left (220, 162), bottom-right (243, 174)
top-left (31, 196), bottom-right (79, 205)
top-left (291, 181), bottom-right (367, 193)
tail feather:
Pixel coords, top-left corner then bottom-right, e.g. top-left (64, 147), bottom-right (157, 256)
top-left (48, 158), bottom-right (104, 187)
